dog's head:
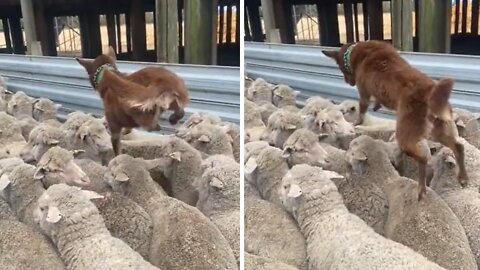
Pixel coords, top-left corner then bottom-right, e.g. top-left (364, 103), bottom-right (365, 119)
top-left (322, 44), bottom-right (356, 86)
top-left (75, 46), bottom-right (117, 89)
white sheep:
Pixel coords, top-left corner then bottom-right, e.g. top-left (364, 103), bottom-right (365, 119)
top-left (196, 155), bottom-right (240, 260)
top-left (307, 107), bottom-right (355, 135)
top-left (338, 99), bottom-right (396, 128)
top-left (219, 122), bottom-right (240, 162)
top-left (19, 123), bottom-right (66, 163)
top-left (34, 184), bottom-right (159, 269)
top-left (299, 96), bottom-right (336, 119)
top-left (181, 122), bottom-right (234, 159)
top-left (247, 78), bottom-right (273, 104)
top-left (281, 128), bottom-right (330, 168)
top-left (244, 141), bottom-right (270, 165)
top-left (272, 85), bottom-right (299, 108)
top-left (280, 164), bottom-right (444, 270)
top-left (244, 253), bottom-right (299, 270)
top-left (17, 114), bottom-right (39, 140)
top-left (245, 100), bottom-right (267, 142)
top-left (122, 136), bottom-right (202, 206)
top-left (104, 155), bottom-right (238, 270)
top-left (430, 145), bottom-right (480, 267)
top-left (452, 108), bottom-right (480, 148)
top-left (346, 135), bottom-right (477, 269)
top-left (262, 109), bottom-right (305, 149)
top-left (258, 101), bottom-right (279, 126)
top-left (32, 98), bottom-right (59, 122)
top-left (7, 91), bottom-right (32, 117)
top-left (0, 112), bottom-right (27, 157)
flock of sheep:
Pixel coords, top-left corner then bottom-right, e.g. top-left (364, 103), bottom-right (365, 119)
top-left (0, 75), bottom-right (240, 270)
top-left (244, 77), bottom-right (480, 270)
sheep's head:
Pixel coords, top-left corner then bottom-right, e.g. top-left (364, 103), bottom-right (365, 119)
top-left (183, 123), bottom-right (232, 153)
top-left (32, 98), bottom-right (58, 121)
top-left (244, 147), bottom-right (289, 190)
top-left (0, 160), bottom-right (29, 201)
top-left (272, 85), bottom-right (299, 107)
top-left (246, 78), bottom-right (273, 103)
top-left (263, 110), bottom-right (303, 148)
top-left (20, 124), bottom-right (62, 163)
top-left (279, 164), bottom-right (343, 218)
top-left (34, 184), bottom-right (103, 238)
top-left (104, 154), bottom-right (152, 195)
top-left (428, 147), bottom-right (459, 191)
top-left (282, 129), bottom-right (330, 168)
top-left (34, 147), bottom-right (90, 188)
top-left (337, 99), bottom-right (359, 123)
top-left (75, 119), bottom-right (112, 154)
top-left (345, 135), bottom-right (391, 175)
top-left (310, 108), bottom-right (355, 135)
top-left (7, 91), bottom-right (33, 117)
top-left (452, 108), bottom-right (479, 137)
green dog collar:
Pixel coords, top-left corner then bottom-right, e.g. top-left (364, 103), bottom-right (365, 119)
top-left (343, 43), bottom-right (356, 74)
top-left (93, 63), bottom-right (117, 87)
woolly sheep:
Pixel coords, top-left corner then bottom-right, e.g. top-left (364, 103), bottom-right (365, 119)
top-left (272, 85), bottom-right (299, 108)
top-left (307, 107), bottom-right (355, 135)
top-left (0, 112), bottom-right (27, 156)
top-left (17, 114), bottom-right (39, 140)
top-left (338, 99), bottom-right (396, 128)
top-left (258, 102), bottom-right (279, 126)
top-left (346, 135), bottom-right (477, 269)
top-left (7, 91), bottom-right (32, 117)
top-left (282, 128), bottom-right (329, 168)
top-left (121, 129), bottom-right (165, 141)
top-left (247, 78), bottom-right (273, 104)
top-left (452, 108), bottom-right (480, 148)
top-left (430, 145), bottom-right (480, 267)
top-left (245, 100), bottom-right (267, 142)
top-left (262, 109), bottom-right (305, 148)
top-left (245, 195), bottom-right (307, 269)
top-left (196, 155), bottom-right (240, 260)
top-left (122, 137), bottom-right (202, 206)
top-left (280, 164), bottom-right (444, 270)
top-left (245, 146), bottom-right (289, 206)
top-left (299, 96), bottom-right (336, 119)
top-left (32, 98), bottom-right (58, 122)
top-left (104, 155), bottom-right (238, 270)
top-left (34, 184), bottom-right (159, 269)
top-left (244, 253), bottom-right (299, 270)
top-left (182, 122), bottom-right (234, 159)
top-left (244, 141), bottom-right (270, 165)
top-left (60, 111), bottom-right (96, 134)
top-left (19, 123), bottom-right (66, 163)
top-left (219, 122), bottom-right (240, 162)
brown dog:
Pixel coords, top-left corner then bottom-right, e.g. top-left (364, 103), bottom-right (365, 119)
top-left (323, 40), bottom-right (467, 200)
top-left (76, 47), bottom-right (189, 156)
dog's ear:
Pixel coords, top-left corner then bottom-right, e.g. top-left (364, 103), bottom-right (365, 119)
top-left (322, 50), bottom-right (338, 60)
top-left (106, 46), bottom-right (117, 62)
top-left (75, 58), bottom-right (93, 73)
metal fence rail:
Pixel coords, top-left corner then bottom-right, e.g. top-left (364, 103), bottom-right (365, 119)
top-left (0, 54), bottom-right (240, 133)
top-left (245, 42), bottom-right (480, 118)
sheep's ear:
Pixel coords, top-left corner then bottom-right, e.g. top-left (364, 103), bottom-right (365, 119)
top-left (0, 174), bottom-right (11, 191)
top-left (455, 119), bottom-right (466, 128)
top-left (285, 124), bottom-right (296, 130)
top-left (287, 184), bottom-right (303, 198)
top-left (318, 134), bottom-right (329, 142)
top-left (322, 50), bottom-right (338, 60)
top-left (81, 190), bottom-right (104, 200)
top-left (209, 177), bottom-right (224, 189)
top-left (445, 155), bottom-right (457, 168)
top-left (106, 46), bottom-right (117, 61)
top-left (244, 158), bottom-right (258, 176)
top-left (198, 135), bottom-right (211, 143)
top-left (46, 206), bottom-right (62, 223)
top-left (169, 152), bottom-right (182, 162)
top-left (72, 149), bottom-right (86, 158)
top-left (324, 170), bottom-right (344, 180)
top-left (282, 146), bottom-right (293, 158)
top-left (46, 139), bottom-right (59, 146)
top-left (115, 172), bottom-right (130, 182)
top-left (352, 151), bottom-right (368, 161)
top-left (33, 167), bottom-right (45, 180)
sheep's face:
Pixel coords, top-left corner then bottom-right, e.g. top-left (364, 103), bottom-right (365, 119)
top-left (247, 79), bottom-right (273, 103)
top-left (282, 141), bottom-right (329, 168)
top-left (272, 85), bottom-right (299, 107)
top-left (338, 100), bottom-right (359, 123)
top-left (20, 130), bottom-right (60, 163)
top-left (345, 137), bottom-right (370, 174)
top-left (7, 93), bottom-right (33, 117)
top-left (311, 109), bottom-right (355, 135)
top-left (104, 156), bottom-right (133, 195)
top-left (34, 148), bottom-right (90, 188)
top-left (32, 99), bottom-right (57, 121)
top-left (429, 148), bottom-right (457, 189)
top-left (75, 120), bottom-right (112, 154)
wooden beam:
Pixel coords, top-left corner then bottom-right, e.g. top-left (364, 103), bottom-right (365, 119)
top-left (34, 2), bottom-right (57, 56)
top-left (235, 2), bottom-right (240, 43)
top-left (156, 0), bottom-right (167, 62)
top-left (245, 10), bottom-right (252, 41)
top-left (344, 1), bottom-right (354, 43)
top-left (391, 0), bottom-right (413, 51)
top-left (362, 0), bottom-right (369, 40)
top-left (473, 0), bottom-right (479, 34)
top-left (273, 0), bottom-right (295, 44)
top-left (167, 0), bottom-right (179, 63)
top-left (106, 12), bottom-right (116, 51)
top-left (9, 17), bottom-right (26, 54)
top-left (246, 1), bottom-right (263, 42)
top-left (184, 0), bottom-right (216, 65)
top-left (20, 0), bottom-right (41, 55)
top-left (79, 13), bottom-right (102, 58)
top-left (219, 5), bottom-right (225, 43)
top-left (418, 0), bottom-right (451, 53)
top-left (317, 0), bottom-right (340, 46)
top-left (261, 0), bottom-right (276, 42)
top-left (454, 0), bottom-right (460, 34)
top-left (2, 18), bottom-right (13, 53)
top-left (461, 0), bottom-right (468, 33)
top-left (353, 3), bottom-right (360, 41)
top-left (130, 0), bottom-right (147, 61)
top-left (366, 0), bottom-right (383, 40)
top-left (115, 14), bottom-right (122, 53)
top-left (125, 11), bottom-right (132, 53)
top-left (226, 5), bottom-right (232, 44)
top-left (178, 1), bottom-right (183, 49)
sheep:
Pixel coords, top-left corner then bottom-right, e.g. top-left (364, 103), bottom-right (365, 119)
top-left (17, 114), bottom-right (39, 140)
top-left (299, 96), bottom-right (336, 119)
top-left (338, 99), bottom-right (396, 128)
top-left (34, 184), bottom-right (159, 269)
top-left (244, 253), bottom-right (299, 270)
top-left (452, 108), bottom-right (480, 148)
top-left (346, 135), bottom-right (477, 270)
top-left (280, 164), bottom-right (444, 270)
top-left (60, 111), bottom-right (96, 134)
top-left (104, 155), bottom-right (238, 270)
top-left (181, 122), bottom-right (234, 159)
top-left (122, 136), bottom-right (202, 206)
top-left (272, 85), bottom-right (299, 108)
top-left (19, 123), bottom-right (66, 163)
top-left (32, 97), bottom-right (61, 124)
top-left (7, 91), bottom-right (32, 117)
top-left (0, 75), bottom-right (6, 88)
top-left (0, 112), bottom-right (27, 156)
top-left (245, 100), bottom-right (267, 142)
top-left (282, 128), bottom-right (330, 168)
top-left (245, 195), bottom-right (307, 269)
top-left (244, 141), bottom-right (270, 164)
top-left (245, 146), bottom-right (289, 206)
top-left (121, 129), bottom-right (165, 141)
top-left (0, 207), bottom-right (65, 270)
top-left (196, 155), bottom-right (240, 260)
top-left (247, 78), bottom-right (273, 104)
top-left (429, 146), bottom-right (480, 267)
top-left (219, 122), bottom-right (240, 162)
top-left (307, 107), bottom-right (355, 135)
top-left (262, 109), bottom-right (305, 149)
top-left (258, 102), bottom-right (279, 126)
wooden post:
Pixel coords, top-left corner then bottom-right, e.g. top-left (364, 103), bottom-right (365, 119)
top-left (362, 0), bottom-right (369, 40)
top-left (9, 17), bottom-right (26, 54)
top-left (317, 1), bottom-right (340, 46)
top-left (115, 14), bottom-right (122, 53)
top-left (245, 10), bottom-right (252, 41)
top-left (106, 13), bottom-right (116, 51)
top-left (130, 0), bottom-right (147, 61)
top-left (184, 0), bottom-right (216, 65)
top-left (34, 1), bottom-right (57, 56)
top-left (366, 0), bottom-right (384, 40)
top-left (79, 13), bottom-right (102, 58)
top-left (391, 0), bottom-right (413, 51)
top-left (156, 0), bottom-right (167, 62)
top-left (353, 3), bottom-right (360, 41)
top-left (167, 0), bottom-right (179, 63)
top-left (2, 18), bottom-right (13, 53)
top-left (273, 0), bottom-right (295, 44)
top-left (125, 12), bottom-right (132, 54)
top-left (226, 4), bottom-right (232, 44)
top-left (344, 1), bottom-right (354, 43)
top-left (461, 0), bottom-right (468, 33)
top-left (246, 1), bottom-right (263, 41)
top-left (155, 0), bottom-right (179, 63)
top-left (211, 0), bottom-right (219, 65)
top-left (418, 0), bottom-right (451, 53)
top-left (261, 0), bottom-right (276, 42)
top-left (20, 0), bottom-right (42, 55)
top-left (454, 0), bottom-right (460, 34)
top-left (219, 5), bottom-right (225, 44)
top-left (235, 2), bottom-right (240, 43)
top-left (473, 0), bottom-right (479, 35)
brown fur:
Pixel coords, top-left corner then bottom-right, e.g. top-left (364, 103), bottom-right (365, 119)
top-left (76, 47), bottom-right (189, 155)
top-left (323, 41), bottom-right (467, 200)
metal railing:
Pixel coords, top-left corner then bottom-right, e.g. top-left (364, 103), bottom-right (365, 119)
top-left (0, 54), bottom-right (240, 132)
top-left (245, 41), bottom-right (480, 118)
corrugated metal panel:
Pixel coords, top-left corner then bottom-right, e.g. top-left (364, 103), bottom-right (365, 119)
top-left (245, 42), bottom-right (480, 119)
top-left (0, 54), bottom-right (240, 133)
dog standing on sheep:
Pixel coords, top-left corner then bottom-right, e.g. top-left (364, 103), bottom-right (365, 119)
top-left (76, 47), bottom-right (189, 156)
top-left (323, 40), bottom-right (468, 200)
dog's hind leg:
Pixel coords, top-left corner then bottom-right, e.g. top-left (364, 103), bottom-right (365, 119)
top-left (430, 118), bottom-right (468, 186)
top-left (400, 141), bottom-right (429, 201)
top-left (109, 126), bottom-right (122, 156)
top-left (355, 92), bottom-right (371, 125)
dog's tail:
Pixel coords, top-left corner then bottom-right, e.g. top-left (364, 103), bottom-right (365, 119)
top-left (428, 78), bottom-right (454, 121)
